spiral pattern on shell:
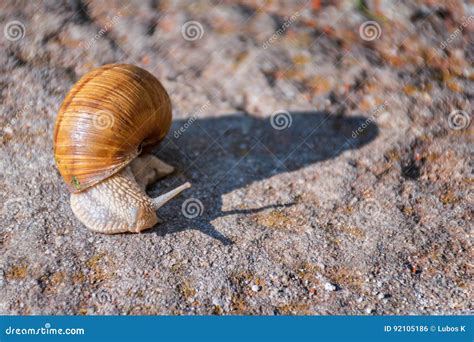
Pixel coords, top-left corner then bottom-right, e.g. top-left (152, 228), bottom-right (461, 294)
top-left (53, 64), bottom-right (172, 193)
top-left (359, 21), bottom-right (381, 41)
top-left (4, 20), bottom-right (25, 41)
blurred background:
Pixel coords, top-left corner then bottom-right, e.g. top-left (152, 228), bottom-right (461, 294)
top-left (0, 1), bottom-right (472, 315)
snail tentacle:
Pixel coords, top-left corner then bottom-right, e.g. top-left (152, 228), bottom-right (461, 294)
top-left (152, 182), bottom-right (192, 210)
top-left (130, 154), bottom-right (175, 190)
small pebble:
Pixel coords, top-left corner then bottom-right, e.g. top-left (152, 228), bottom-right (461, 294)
top-left (251, 284), bottom-right (261, 292)
top-left (3, 126), bottom-right (13, 135)
top-left (324, 283), bottom-right (336, 291)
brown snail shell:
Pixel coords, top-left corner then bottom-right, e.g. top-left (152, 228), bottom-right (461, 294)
top-left (53, 64), bottom-right (172, 193)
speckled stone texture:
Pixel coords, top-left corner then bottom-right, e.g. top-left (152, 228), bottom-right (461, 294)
top-left (0, 0), bottom-right (472, 315)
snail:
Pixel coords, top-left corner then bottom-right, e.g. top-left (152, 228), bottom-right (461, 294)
top-left (53, 64), bottom-right (191, 234)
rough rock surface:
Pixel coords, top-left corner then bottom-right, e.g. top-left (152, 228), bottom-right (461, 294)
top-left (0, 0), bottom-right (472, 315)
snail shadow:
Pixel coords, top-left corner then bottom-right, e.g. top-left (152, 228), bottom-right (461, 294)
top-left (150, 111), bottom-right (378, 245)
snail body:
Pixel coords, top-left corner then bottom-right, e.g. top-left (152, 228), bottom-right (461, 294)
top-left (54, 64), bottom-right (190, 234)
